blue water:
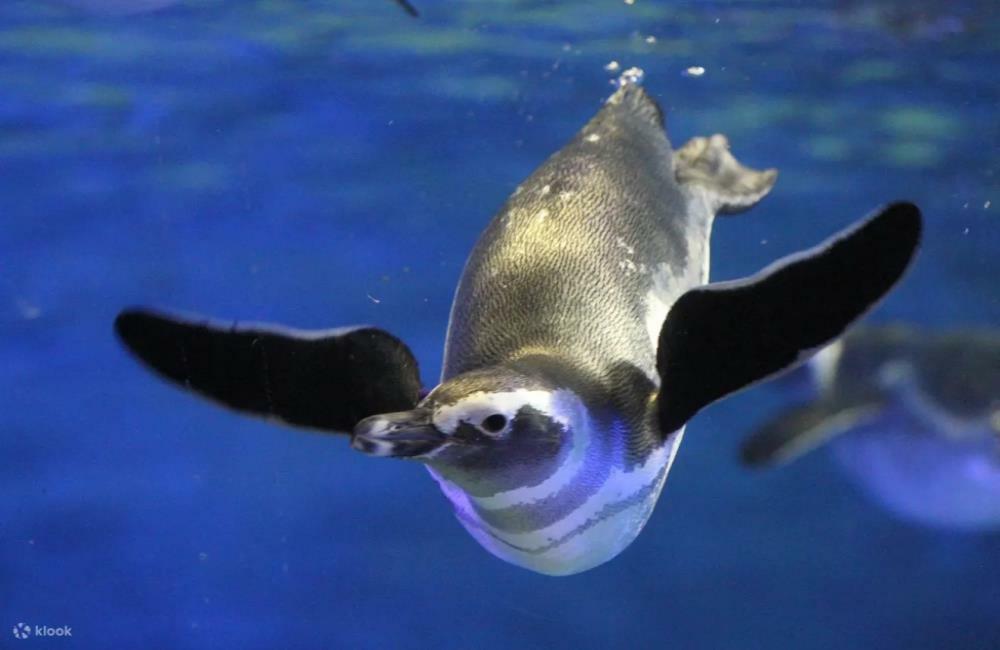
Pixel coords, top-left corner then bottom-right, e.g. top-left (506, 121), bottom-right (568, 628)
top-left (2, 1), bottom-right (998, 648)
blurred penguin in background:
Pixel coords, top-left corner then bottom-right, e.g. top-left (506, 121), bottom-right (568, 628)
top-left (742, 324), bottom-right (1000, 530)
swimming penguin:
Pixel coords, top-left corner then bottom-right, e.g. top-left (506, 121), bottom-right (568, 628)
top-left (115, 82), bottom-right (922, 575)
top-left (742, 324), bottom-right (1000, 529)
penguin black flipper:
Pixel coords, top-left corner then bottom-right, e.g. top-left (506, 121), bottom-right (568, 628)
top-left (656, 201), bottom-right (922, 434)
top-left (115, 308), bottom-right (422, 433)
top-left (739, 398), bottom-right (885, 467)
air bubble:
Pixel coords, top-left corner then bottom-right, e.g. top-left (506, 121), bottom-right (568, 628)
top-left (617, 66), bottom-right (645, 87)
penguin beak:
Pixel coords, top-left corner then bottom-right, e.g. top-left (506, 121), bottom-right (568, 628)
top-left (351, 408), bottom-right (446, 458)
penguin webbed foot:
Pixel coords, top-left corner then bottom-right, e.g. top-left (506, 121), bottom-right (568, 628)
top-left (114, 308), bottom-right (422, 434)
top-left (655, 201), bottom-right (922, 434)
top-left (674, 134), bottom-right (778, 215)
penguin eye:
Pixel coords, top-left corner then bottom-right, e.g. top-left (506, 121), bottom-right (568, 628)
top-left (480, 413), bottom-right (508, 434)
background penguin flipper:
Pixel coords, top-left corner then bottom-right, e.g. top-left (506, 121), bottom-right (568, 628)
top-left (393, 0), bottom-right (419, 17)
top-left (655, 201), bottom-right (922, 434)
top-left (114, 308), bottom-right (422, 433)
top-left (740, 398), bottom-right (885, 467)
top-left (674, 134), bottom-right (778, 214)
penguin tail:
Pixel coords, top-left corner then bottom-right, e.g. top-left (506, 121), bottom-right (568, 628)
top-left (605, 82), bottom-right (665, 130)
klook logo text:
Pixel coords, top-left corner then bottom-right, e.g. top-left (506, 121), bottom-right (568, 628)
top-left (11, 623), bottom-right (72, 640)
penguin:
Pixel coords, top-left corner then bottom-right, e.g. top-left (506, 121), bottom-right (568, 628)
top-left (741, 324), bottom-right (1000, 529)
top-left (115, 82), bottom-right (922, 575)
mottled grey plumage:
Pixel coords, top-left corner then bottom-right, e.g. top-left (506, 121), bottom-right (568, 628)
top-left (443, 87), bottom-right (774, 463)
top-left (445, 88), bottom-right (689, 379)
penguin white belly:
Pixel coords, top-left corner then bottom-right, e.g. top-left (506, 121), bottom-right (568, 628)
top-left (832, 415), bottom-right (1000, 529)
top-left (427, 428), bottom-right (685, 576)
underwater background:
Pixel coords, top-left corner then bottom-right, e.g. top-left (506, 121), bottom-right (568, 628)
top-left (1, 0), bottom-right (998, 648)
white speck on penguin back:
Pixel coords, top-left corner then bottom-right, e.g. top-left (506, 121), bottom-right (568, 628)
top-left (613, 66), bottom-right (645, 89)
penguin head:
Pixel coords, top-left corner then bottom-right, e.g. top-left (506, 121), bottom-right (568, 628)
top-left (352, 362), bottom-right (591, 491)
